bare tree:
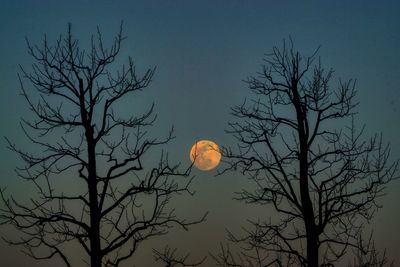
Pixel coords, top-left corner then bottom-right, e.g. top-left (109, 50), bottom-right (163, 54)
top-left (348, 233), bottom-right (394, 267)
top-left (216, 39), bottom-right (397, 267)
top-left (0, 23), bottom-right (205, 267)
top-left (153, 246), bottom-right (207, 267)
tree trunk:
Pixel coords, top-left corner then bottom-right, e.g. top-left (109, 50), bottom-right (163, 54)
top-left (300, 147), bottom-right (319, 267)
top-left (80, 78), bottom-right (102, 267)
top-left (87, 129), bottom-right (102, 267)
top-left (291, 79), bottom-right (319, 267)
top-left (306, 227), bottom-right (319, 267)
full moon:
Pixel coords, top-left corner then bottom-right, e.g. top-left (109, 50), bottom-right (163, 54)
top-left (190, 140), bottom-right (221, 171)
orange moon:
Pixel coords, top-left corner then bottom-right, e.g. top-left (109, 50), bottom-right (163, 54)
top-left (190, 140), bottom-right (221, 171)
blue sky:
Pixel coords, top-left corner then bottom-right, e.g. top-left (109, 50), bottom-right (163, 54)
top-left (1, 1), bottom-right (400, 266)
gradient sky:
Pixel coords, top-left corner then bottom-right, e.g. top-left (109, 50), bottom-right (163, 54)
top-left (1, 1), bottom-right (400, 266)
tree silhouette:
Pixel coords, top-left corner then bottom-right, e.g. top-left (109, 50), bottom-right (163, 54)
top-left (215, 39), bottom-right (397, 267)
top-left (0, 24), bottom-right (205, 267)
top-left (153, 246), bottom-right (207, 267)
top-left (348, 233), bottom-right (394, 267)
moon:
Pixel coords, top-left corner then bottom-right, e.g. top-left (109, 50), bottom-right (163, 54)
top-left (190, 140), bottom-right (221, 171)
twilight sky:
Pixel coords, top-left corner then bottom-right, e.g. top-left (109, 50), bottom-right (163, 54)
top-left (1, 1), bottom-right (400, 266)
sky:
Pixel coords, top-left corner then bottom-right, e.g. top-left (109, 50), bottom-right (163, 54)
top-left (1, 0), bottom-right (400, 266)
